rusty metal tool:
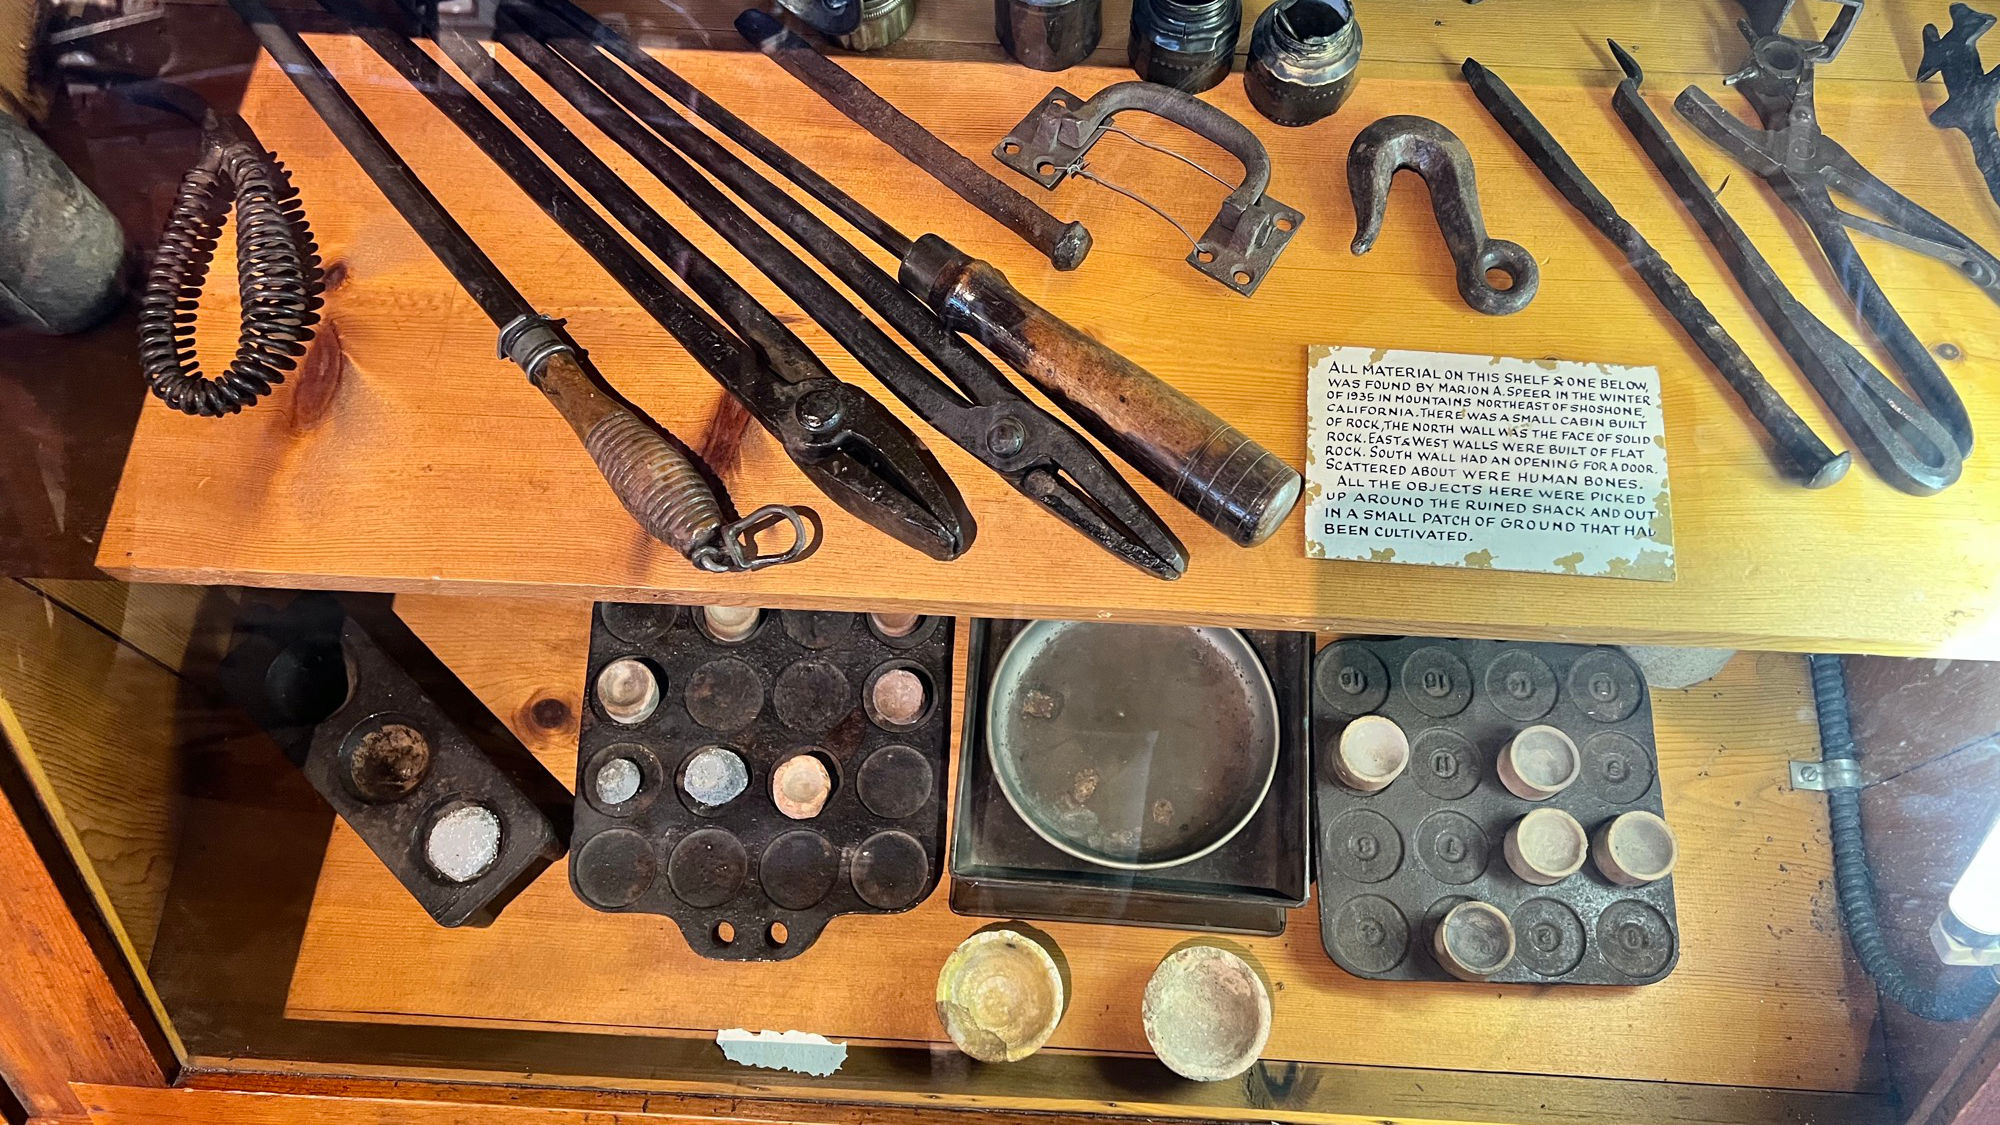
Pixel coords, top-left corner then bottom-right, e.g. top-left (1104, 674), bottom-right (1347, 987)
top-left (223, 0), bottom-right (811, 570)
top-left (1920, 3), bottom-right (2000, 213)
top-left (992, 80), bottom-right (1304, 296)
top-left (735, 8), bottom-right (1092, 271)
top-left (527, 0), bottom-right (1298, 550)
top-left (1675, 0), bottom-right (1986, 458)
top-left (495, 4), bottom-right (1180, 576)
top-left (322, 0), bottom-right (964, 562)
top-left (1462, 57), bottom-right (1852, 489)
top-left (1347, 114), bottom-right (1537, 316)
top-left (1609, 41), bottom-right (1961, 495)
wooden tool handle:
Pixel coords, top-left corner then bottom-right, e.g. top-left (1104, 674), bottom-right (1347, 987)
top-left (900, 234), bottom-right (1300, 547)
top-left (532, 351), bottom-right (725, 557)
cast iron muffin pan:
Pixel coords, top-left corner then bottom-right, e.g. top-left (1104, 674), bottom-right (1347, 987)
top-left (573, 604), bottom-right (951, 960)
top-left (1313, 637), bottom-right (1680, 985)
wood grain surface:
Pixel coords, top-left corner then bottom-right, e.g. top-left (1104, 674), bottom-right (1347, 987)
top-left (94, 3), bottom-right (2000, 658)
top-left (274, 595), bottom-right (1881, 1096)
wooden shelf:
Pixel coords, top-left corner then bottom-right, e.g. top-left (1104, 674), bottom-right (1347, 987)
top-left (262, 595), bottom-right (1880, 1107)
top-left (94, 2), bottom-right (2000, 656)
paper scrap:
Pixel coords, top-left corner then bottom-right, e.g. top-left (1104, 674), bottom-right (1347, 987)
top-left (716, 1028), bottom-right (848, 1076)
top-left (1304, 346), bottom-right (1675, 581)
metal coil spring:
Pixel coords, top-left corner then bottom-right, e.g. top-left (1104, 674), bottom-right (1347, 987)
top-left (139, 125), bottom-right (322, 416)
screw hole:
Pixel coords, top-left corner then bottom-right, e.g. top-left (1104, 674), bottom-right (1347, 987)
top-left (1937, 341), bottom-right (1963, 360)
top-left (715, 920), bottom-right (735, 944)
top-left (1036, 160), bottom-right (1056, 176)
top-left (1233, 270), bottom-right (1253, 286)
top-left (1196, 248), bottom-right (1215, 264)
top-left (1051, 97), bottom-right (1069, 108)
top-left (769, 921), bottom-right (789, 945)
top-left (1275, 217), bottom-right (1295, 232)
top-left (1002, 141), bottom-right (1020, 155)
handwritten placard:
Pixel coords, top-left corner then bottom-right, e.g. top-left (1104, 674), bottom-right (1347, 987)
top-left (1304, 346), bottom-right (1674, 581)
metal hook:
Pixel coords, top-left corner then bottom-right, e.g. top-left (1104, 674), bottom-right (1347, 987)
top-left (1347, 114), bottom-right (1539, 315)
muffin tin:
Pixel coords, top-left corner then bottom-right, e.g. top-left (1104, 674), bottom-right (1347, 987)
top-left (1312, 638), bottom-right (1680, 985)
top-left (573, 604), bottom-right (952, 960)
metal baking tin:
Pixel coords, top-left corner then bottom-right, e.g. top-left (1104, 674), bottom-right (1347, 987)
top-left (1312, 637), bottom-right (1680, 985)
top-left (573, 604), bottom-right (952, 960)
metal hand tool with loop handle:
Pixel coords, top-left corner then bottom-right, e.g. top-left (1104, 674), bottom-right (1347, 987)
top-left (1676, 0), bottom-right (1988, 459)
top-left (223, 0), bottom-right (809, 573)
top-left (1609, 40), bottom-right (1962, 495)
top-left (1347, 115), bottom-right (1538, 316)
top-left (139, 110), bottom-right (323, 415)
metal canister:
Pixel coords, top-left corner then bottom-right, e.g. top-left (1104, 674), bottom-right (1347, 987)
top-left (1244, 0), bottom-right (1361, 127)
top-left (1128, 0), bottom-right (1241, 94)
top-left (996, 0), bottom-right (1102, 71)
top-left (836, 0), bottom-right (917, 51)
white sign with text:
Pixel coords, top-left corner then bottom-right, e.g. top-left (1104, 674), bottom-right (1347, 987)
top-left (1305, 346), bottom-right (1674, 581)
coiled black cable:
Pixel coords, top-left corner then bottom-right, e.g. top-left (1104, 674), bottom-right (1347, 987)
top-left (139, 113), bottom-right (322, 416)
top-left (1810, 653), bottom-right (2000, 1022)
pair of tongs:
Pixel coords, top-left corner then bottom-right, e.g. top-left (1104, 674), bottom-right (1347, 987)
top-left (1610, 41), bottom-right (1963, 494)
top-left (1675, 3), bottom-right (1985, 469)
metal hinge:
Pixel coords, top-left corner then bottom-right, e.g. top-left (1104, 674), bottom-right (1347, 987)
top-left (1789, 758), bottom-right (1863, 791)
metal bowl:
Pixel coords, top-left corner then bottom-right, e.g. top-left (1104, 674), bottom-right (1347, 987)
top-left (985, 621), bottom-right (1280, 871)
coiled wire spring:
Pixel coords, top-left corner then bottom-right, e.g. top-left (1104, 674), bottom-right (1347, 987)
top-left (139, 114), bottom-right (323, 415)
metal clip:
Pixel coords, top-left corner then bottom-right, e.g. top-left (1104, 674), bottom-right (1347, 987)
top-left (1789, 758), bottom-right (1862, 791)
top-left (496, 312), bottom-right (573, 377)
top-left (994, 82), bottom-right (1303, 296)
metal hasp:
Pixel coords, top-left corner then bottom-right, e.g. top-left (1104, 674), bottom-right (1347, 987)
top-left (331, 0), bottom-right (955, 563)
top-left (1920, 3), bottom-right (2000, 214)
top-left (1608, 41), bottom-right (1962, 494)
top-left (219, 595), bottom-right (568, 927)
top-left (224, 0), bottom-right (810, 571)
top-left (1244, 0), bottom-right (1362, 128)
top-left (140, 110), bottom-right (322, 415)
top-left (505, 1), bottom-right (1180, 576)
top-left (1675, 0), bottom-right (1988, 461)
top-left (1347, 115), bottom-right (1537, 316)
top-left (995, 81), bottom-right (1304, 296)
top-left (1462, 57), bottom-right (1851, 489)
top-left (736, 8), bottom-right (1091, 271)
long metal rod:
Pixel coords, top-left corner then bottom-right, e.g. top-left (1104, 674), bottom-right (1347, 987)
top-left (735, 6), bottom-right (1092, 271)
top-left (1462, 56), bottom-right (1851, 490)
top-left (526, 0), bottom-right (1301, 550)
top-left (323, 0), bottom-right (962, 561)
top-left (1607, 40), bottom-right (1960, 496)
top-left (222, 0), bottom-right (807, 569)
top-left (498, 4), bottom-right (1183, 577)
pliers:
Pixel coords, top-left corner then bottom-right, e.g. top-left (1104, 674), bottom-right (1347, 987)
top-left (1675, 0), bottom-right (1987, 457)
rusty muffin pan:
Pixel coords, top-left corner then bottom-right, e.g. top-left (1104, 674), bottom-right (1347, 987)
top-left (1313, 638), bottom-right (1679, 985)
top-left (573, 604), bottom-right (952, 960)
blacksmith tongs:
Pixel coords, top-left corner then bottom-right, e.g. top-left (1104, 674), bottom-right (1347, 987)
top-left (1676, 2), bottom-right (1987, 458)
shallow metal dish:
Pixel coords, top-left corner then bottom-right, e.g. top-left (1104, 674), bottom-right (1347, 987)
top-left (985, 621), bottom-right (1280, 871)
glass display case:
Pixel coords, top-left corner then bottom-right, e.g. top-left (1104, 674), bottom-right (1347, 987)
top-left (1, 1), bottom-right (1997, 1123)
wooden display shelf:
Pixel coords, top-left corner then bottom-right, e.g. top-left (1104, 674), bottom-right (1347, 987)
top-left (235, 594), bottom-right (1882, 1114)
top-left (96, 7), bottom-right (2000, 658)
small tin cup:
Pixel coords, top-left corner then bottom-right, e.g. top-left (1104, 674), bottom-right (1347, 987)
top-left (1333, 715), bottom-right (1409, 792)
top-left (1503, 807), bottom-right (1589, 886)
top-left (1593, 810), bottom-right (1678, 886)
top-left (1498, 725), bottom-right (1581, 800)
top-left (1432, 900), bottom-right (1516, 981)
